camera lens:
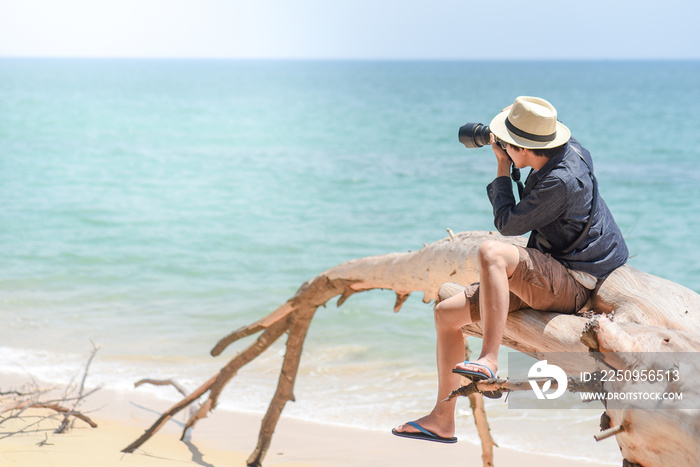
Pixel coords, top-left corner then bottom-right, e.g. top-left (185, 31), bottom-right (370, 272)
top-left (458, 123), bottom-right (492, 148)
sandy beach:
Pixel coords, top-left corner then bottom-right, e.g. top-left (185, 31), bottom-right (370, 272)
top-left (1, 375), bottom-right (621, 467)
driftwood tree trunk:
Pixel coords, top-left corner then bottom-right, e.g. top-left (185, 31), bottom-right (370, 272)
top-left (580, 316), bottom-right (700, 466)
top-left (123, 230), bottom-right (700, 467)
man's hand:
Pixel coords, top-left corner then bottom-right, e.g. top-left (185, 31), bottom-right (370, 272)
top-left (490, 134), bottom-right (512, 178)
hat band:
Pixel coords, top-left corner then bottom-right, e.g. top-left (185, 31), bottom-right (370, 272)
top-left (505, 118), bottom-right (556, 142)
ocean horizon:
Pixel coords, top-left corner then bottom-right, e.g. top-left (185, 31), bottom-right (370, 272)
top-left (2, 58), bottom-right (699, 464)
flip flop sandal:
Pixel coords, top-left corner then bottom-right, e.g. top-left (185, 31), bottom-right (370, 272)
top-left (391, 421), bottom-right (457, 444)
top-left (452, 361), bottom-right (502, 399)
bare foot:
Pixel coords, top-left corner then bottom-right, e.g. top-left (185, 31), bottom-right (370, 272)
top-left (394, 412), bottom-right (455, 439)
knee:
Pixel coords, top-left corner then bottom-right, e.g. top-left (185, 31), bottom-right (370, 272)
top-left (434, 301), bottom-right (456, 329)
top-left (478, 240), bottom-right (509, 270)
top-left (434, 293), bottom-right (469, 329)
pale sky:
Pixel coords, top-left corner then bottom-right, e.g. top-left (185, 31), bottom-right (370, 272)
top-left (1, 0), bottom-right (698, 60)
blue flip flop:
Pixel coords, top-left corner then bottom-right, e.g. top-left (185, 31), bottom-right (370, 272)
top-left (452, 361), bottom-right (502, 399)
top-left (391, 421), bottom-right (457, 444)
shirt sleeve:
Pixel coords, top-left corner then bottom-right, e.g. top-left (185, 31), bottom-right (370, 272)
top-left (486, 174), bottom-right (568, 236)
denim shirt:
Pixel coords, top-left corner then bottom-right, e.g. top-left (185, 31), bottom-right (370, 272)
top-left (486, 137), bottom-right (629, 279)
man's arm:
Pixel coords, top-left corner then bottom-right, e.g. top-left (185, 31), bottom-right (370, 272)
top-left (487, 174), bottom-right (568, 237)
top-left (486, 135), bottom-right (569, 237)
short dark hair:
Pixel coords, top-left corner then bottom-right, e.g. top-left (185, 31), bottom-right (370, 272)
top-left (530, 144), bottom-right (566, 159)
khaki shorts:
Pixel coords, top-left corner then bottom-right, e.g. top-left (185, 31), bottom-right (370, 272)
top-left (461, 247), bottom-right (592, 323)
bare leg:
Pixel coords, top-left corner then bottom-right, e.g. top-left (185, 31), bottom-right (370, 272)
top-left (455, 240), bottom-right (520, 377)
top-left (393, 289), bottom-right (472, 438)
top-left (395, 241), bottom-right (520, 438)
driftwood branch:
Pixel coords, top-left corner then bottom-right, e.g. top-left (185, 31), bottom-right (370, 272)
top-left (122, 230), bottom-right (700, 467)
top-left (133, 378), bottom-right (204, 441)
top-left (445, 377), bottom-right (539, 401)
top-left (1, 401), bottom-right (98, 429)
top-left (55, 341), bottom-right (99, 434)
top-left (444, 374), bottom-right (610, 402)
top-left (461, 336), bottom-right (497, 467)
top-left (0, 345), bottom-right (101, 439)
top-left (595, 424), bottom-right (625, 442)
top-left (135, 379), bottom-right (190, 397)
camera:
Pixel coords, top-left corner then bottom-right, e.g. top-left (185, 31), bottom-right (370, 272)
top-left (458, 122), bottom-right (492, 148)
top-left (459, 121), bottom-right (525, 199)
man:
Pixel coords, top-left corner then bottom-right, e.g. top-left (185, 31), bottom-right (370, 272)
top-left (392, 96), bottom-right (629, 443)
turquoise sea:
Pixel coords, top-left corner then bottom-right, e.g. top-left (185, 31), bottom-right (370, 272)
top-left (2, 59), bottom-right (699, 464)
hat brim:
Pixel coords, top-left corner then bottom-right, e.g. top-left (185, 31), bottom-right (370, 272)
top-left (489, 110), bottom-right (571, 150)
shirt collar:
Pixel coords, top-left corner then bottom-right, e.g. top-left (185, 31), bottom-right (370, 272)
top-left (529, 141), bottom-right (569, 182)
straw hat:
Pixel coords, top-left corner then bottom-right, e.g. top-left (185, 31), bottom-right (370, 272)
top-left (489, 96), bottom-right (570, 149)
